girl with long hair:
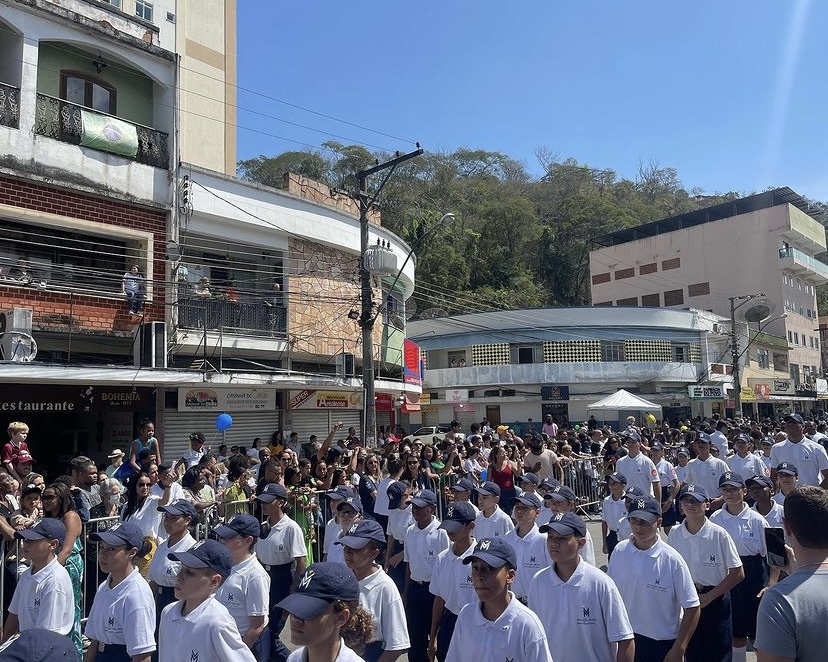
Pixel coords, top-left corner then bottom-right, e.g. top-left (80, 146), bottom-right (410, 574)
top-left (120, 472), bottom-right (162, 577)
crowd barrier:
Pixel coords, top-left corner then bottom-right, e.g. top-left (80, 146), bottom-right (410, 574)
top-left (559, 456), bottom-right (605, 518)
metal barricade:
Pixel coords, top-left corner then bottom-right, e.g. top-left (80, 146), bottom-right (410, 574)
top-left (561, 456), bottom-right (604, 519)
top-left (82, 515), bottom-right (121, 618)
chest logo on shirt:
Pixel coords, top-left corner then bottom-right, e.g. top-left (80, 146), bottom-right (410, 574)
top-left (647, 577), bottom-right (667, 592)
top-left (279, 544), bottom-right (285, 552)
top-left (709, 554), bottom-right (717, 563)
top-left (428, 550), bottom-right (434, 557)
top-left (577, 605), bottom-right (597, 625)
top-left (529, 556), bottom-right (536, 563)
top-left (299, 569), bottom-right (315, 591)
top-left (191, 652), bottom-right (199, 662)
top-left (33, 598), bottom-right (40, 607)
top-left (108, 617), bottom-right (115, 627)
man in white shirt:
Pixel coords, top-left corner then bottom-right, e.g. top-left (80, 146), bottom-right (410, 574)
top-left (770, 413), bottom-right (828, 487)
top-left (523, 435), bottom-right (562, 482)
top-left (726, 433), bottom-right (768, 479)
top-left (709, 421), bottom-right (731, 459)
top-left (685, 434), bottom-right (729, 508)
top-left (614, 433), bottom-right (659, 498)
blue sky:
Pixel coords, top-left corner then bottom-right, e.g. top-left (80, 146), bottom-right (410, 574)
top-left (236, 1), bottom-right (828, 200)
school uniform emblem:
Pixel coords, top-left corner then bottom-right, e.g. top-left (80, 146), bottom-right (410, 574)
top-left (479, 540), bottom-right (491, 551)
top-left (299, 569), bottom-right (315, 591)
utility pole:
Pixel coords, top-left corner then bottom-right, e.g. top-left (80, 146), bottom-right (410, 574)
top-left (730, 296), bottom-right (741, 419)
top-left (357, 147), bottom-right (423, 447)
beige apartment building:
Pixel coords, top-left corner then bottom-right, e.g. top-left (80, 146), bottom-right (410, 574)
top-left (589, 188), bottom-right (826, 414)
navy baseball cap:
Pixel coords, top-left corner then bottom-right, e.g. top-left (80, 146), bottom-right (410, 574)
top-left (719, 471), bottom-right (745, 488)
top-left (336, 496), bottom-right (363, 514)
top-left (158, 499), bottom-right (197, 519)
top-left (214, 514), bottom-right (261, 539)
top-left (0, 628), bottom-right (78, 661)
top-left (696, 433), bottom-right (712, 444)
top-left (784, 413), bottom-right (805, 425)
top-left (439, 501), bottom-right (477, 533)
top-left (626, 496), bottom-right (662, 523)
top-left (547, 485), bottom-right (576, 502)
top-left (386, 481), bottom-right (407, 510)
top-left (513, 492), bottom-right (542, 510)
top-left (14, 519), bottom-right (66, 543)
top-left (677, 484), bottom-right (708, 502)
top-left (649, 441), bottom-right (664, 451)
top-left (746, 475), bottom-right (774, 489)
top-left (676, 447), bottom-right (690, 456)
top-left (326, 486), bottom-right (353, 501)
top-left (335, 520), bottom-right (386, 549)
top-left (277, 562), bottom-right (359, 620)
top-left (519, 473), bottom-right (539, 486)
top-left (539, 512), bottom-right (586, 537)
top-left (476, 481), bottom-right (501, 497)
top-left (410, 490), bottom-right (438, 509)
top-left (88, 521), bottom-right (144, 549)
top-left (734, 433), bottom-right (751, 445)
top-left (622, 431), bottom-right (642, 443)
top-left (776, 462), bottom-right (799, 476)
top-left (606, 472), bottom-right (628, 485)
top-left (623, 486), bottom-right (645, 499)
top-left (462, 538), bottom-right (517, 569)
top-left (451, 478), bottom-right (476, 493)
top-left (168, 539), bottom-right (232, 578)
top-left (539, 477), bottom-right (561, 492)
top-left (256, 483), bottom-right (289, 503)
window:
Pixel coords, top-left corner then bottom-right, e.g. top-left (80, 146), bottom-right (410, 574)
top-left (60, 72), bottom-right (116, 114)
top-left (811, 336), bottom-right (815, 349)
top-left (663, 288), bottom-right (684, 306)
top-left (791, 363), bottom-right (800, 383)
top-left (102, 0), bottom-right (121, 7)
top-left (166, 11), bottom-right (175, 22)
top-left (641, 293), bottom-right (660, 307)
top-left (662, 257), bottom-right (681, 270)
top-left (615, 268), bottom-right (634, 280)
top-left (788, 331), bottom-right (793, 343)
top-left (673, 345), bottom-right (688, 363)
top-left (135, 0), bottom-right (153, 21)
top-left (797, 278), bottom-right (802, 290)
top-left (592, 272), bottom-right (610, 285)
top-left (757, 348), bottom-right (770, 369)
top-left (616, 297), bottom-right (638, 306)
top-left (639, 262), bottom-right (657, 275)
top-left (447, 351), bottom-right (466, 368)
top-left (688, 282), bottom-right (710, 297)
top-left (517, 347), bottom-right (535, 364)
top-left (794, 332), bottom-right (800, 345)
top-left (601, 341), bottom-right (625, 362)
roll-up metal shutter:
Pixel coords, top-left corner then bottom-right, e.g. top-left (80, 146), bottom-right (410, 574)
top-left (376, 411), bottom-right (392, 432)
top-left (160, 410), bottom-right (281, 464)
top-left (284, 410), bottom-right (363, 447)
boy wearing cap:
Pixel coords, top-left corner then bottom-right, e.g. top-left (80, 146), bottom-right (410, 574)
top-left (383, 481), bottom-right (413, 591)
top-left (148, 500), bottom-right (197, 620)
top-left (545, 485), bottom-right (596, 566)
top-left (685, 435), bottom-right (729, 508)
top-left (726, 434), bottom-right (768, 480)
top-left (337, 519), bottom-right (409, 662)
top-left (159, 539), bottom-right (255, 662)
top-left (1, 519), bottom-right (74, 642)
top-left (403, 490), bottom-right (449, 662)
top-left (771, 414), bottom-right (828, 487)
top-left (601, 473), bottom-right (627, 559)
top-left (214, 514), bottom-right (271, 661)
top-left (773, 462), bottom-right (799, 505)
top-left (473, 481), bottom-right (514, 541)
top-left (615, 434), bottom-right (659, 498)
top-left (608, 496), bottom-right (700, 662)
top-left (504, 492), bottom-right (549, 604)
top-left (446, 538), bottom-right (552, 662)
top-left (448, 478), bottom-right (479, 515)
top-left (747, 475), bottom-right (784, 527)
top-left (322, 487), bottom-right (354, 562)
top-left (674, 448), bottom-right (690, 484)
top-left (327, 497), bottom-right (363, 565)
top-left (649, 442), bottom-right (680, 532)
top-left (615, 486), bottom-right (645, 542)
top-left (709, 471), bottom-right (777, 662)
top-left (667, 484), bottom-right (744, 662)
top-left (530, 512), bottom-right (634, 662)
top-left (429, 501), bottom-right (477, 662)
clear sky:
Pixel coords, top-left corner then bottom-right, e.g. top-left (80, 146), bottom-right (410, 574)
top-left (236, 0), bottom-right (828, 201)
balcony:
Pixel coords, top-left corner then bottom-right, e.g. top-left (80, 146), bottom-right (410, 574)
top-left (0, 82), bottom-right (19, 129)
top-left (779, 246), bottom-right (828, 285)
top-left (34, 93), bottom-right (168, 169)
top-left (178, 297), bottom-right (287, 338)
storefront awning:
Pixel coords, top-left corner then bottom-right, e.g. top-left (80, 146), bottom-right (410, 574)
top-left (402, 393), bottom-right (421, 412)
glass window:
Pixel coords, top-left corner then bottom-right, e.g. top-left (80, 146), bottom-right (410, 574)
top-left (60, 74), bottom-right (116, 114)
top-left (757, 348), bottom-right (770, 369)
top-left (601, 341), bottom-right (625, 362)
top-left (136, 0), bottom-right (153, 21)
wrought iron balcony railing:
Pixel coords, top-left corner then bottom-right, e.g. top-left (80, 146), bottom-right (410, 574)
top-left (178, 297), bottom-right (287, 338)
top-left (0, 82), bottom-right (20, 129)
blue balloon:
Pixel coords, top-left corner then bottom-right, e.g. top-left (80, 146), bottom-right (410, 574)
top-left (215, 413), bottom-right (233, 431)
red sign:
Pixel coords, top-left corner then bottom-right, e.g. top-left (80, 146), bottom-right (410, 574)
top-left (375, 393), bottom-right (393, 411)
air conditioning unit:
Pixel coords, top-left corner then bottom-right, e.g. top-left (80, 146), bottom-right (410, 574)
top-left (336, 352), bottom-right (355, 378)
top-left (0, 308), bottom-right (36, 361)
top-left (133, 321), bottom-right (167, 368)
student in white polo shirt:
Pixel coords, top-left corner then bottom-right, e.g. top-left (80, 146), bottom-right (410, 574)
top-left (214, 514), bottom-right (271, 661)
top-left (726, 433), bottom-right (768, 480)
top-left (746, 475), bottom-right (784, 527)
top-left (159, 539), bottom-right (255, 662)
top-left (615, 486), bottom-right (645, 543)
top-left (448, 478), bottom-right (479, 515)
top-left (614, 433), bottom-right (659, 498)
top-left (685, 434), bottom-right (729, 508)
top-left (403, 489), bottom-right (450, 662)
top-left (608, 496), bottom-right (700, 662)
top-left (327, 497), bottom-right (363, 566)
top-left (85, 521), bottom-right (157, 662)
top-left (337, 519), bottom-right (410, 662)
top-left (545, 484), bottom-right (595, 566)
top-left (148, 500), bottom-right (197, 624)
top-left (255, 483), bottom-right (308, 661)
top-left (1, 519), bottom-right (74, 642)
top-left (321, 486), bottom-right (354, 561)
top-left (770, 413), bottom-right (828, 487)
top-left (773, 462), bottom-right (799, 505)
top-left (667, 484), bottom-right (744, 662)
top-left (649, 441), bottom-right (680, 533)
top-left (429, 501), bottom-right (477, 662)
top-left (446, 538), bottom-right (552, 662)
top-left (383, 481), bottom-right (413, 592)
top-left (529, 512), bottom-right (634, 662)
top-left (601, 472), bottom-right (628, 560)
top-left (473, 482), bottom-right (515, 541)
top-left (504, 492), bottom-right (549, 604)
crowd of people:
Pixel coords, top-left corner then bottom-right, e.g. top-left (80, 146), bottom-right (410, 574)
top-left (0, 412), bottom-right (827, 661)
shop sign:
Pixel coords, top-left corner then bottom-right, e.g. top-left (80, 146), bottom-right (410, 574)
top-left (816, 379), bottom-right (828, 400)
top-left (375, 393), bottom-right (394, 411)
top-left (740, 386), bottom-right (756, 402)
top-left (541, 385), bottom-right (570, 401)
top-left (688, 385), bottom-right (725, 400)
top-left (0, 384), bottom-right (151, 412)
top-left (178, 387), bottom-right (277, 412)
top-left (445, 389), bottom-right (469, 403)
top-left (748, 378), bottom-right (794, 396)
top-left (289, 390), bottom-right (362, 410)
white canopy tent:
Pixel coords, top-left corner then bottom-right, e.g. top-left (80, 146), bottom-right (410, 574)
top-left (587, 389), bottom-right (662, 413)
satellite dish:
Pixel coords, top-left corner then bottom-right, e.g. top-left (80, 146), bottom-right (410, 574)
top-left (419, 307), bottom-right (449, 320)
top-left (404, 298), bottom-right (417, 321)
top-left (741, 299), bottom-right (775, 324)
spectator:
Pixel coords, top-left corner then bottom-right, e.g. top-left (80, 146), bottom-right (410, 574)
top-left (3, 422), bottom-right (31, 483)
top-left (68, 455), bottom-right (101, 522)
top-left (122, 264), bottom-right (144, 316)
top-left (120, 471), bottom-right (164, 577)
top-left (104, 449), bottom-right (125, 479)
top-left (127, 419), bottom-right (162, 475)
top-left (11, 485), bottom-right (42, 532)
top-left (176, 432), bottom-right (207, 472)
top-left (194, 276), bottom-right (212, 297)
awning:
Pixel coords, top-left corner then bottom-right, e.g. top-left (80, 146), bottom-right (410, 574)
top-left (402, 393), bottom-right (421, 413)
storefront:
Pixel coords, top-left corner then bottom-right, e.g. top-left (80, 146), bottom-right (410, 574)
top-left (0, 383), bottom-right (155, 478)
top-left (285, 389), bottom-right (363, 449)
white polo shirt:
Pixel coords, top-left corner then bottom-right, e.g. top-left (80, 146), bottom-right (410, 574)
top-left (753, 502), bottom-right (784, 528)
top-left (257, 514), bottom-right (307, 566)
top-left (667, 519), bottom-right (742, 587)
top-left (446, 593), bottom-right (552, 662)
top-left (474, 506), bottom-right (515, 541)
top-left (607, 538), bottom-right (699, 641)
top-left (429, 542), bottom-right (477, 615)
top-left (654, 459), bottom-right (677, 488)
top-left (615, 454), bottom-right (658, 497)
top-left (726, 453), bottom-right (768, 480)
top-left (159, 596), bottom-right (256, 662)
top-left (215, 553), bottom-right (270, 636)
top-left (404, 518), bottom-right (450, 583)
top-left (325, 529), bottom-right (346, 565)
top-left (323, 517), bottom-right (341, 558)
top-left (616, 516), bottom-right (632, 542)
top-left (287, 639), bottom-right (363, 662)
top-left (674, 464), bottom-right (689, 484)
top-left (358, 567), bottom-right (410, 651)
top-left (122, 494), bottom-right (162, 541)
top-left (709, 429), bottom-right (730, 458)
top-left (685, 456), bottom-right (729, 495)
top-left (85, 567), bottom-right (156, 656)
top-left (710, 504), bottom-right (769, 556)
top-left (8, 557), bottom-right (74, 635)
top-left (149, 533), bottom-right (196, 587)
top-left (770, 438), bottom-right (828, 486)
top-left (374, 476), bottom-right (393, 517)
top-left (504, 525), bottom-right (550, 599)
top-left (529, 560), bottom-right (633, 662)
top-left (580, 528), bottom-right (597, 567)
top-left (386, 508), bottom-right (414, 543)
top-left (602, 496), bottom-right (626, 533)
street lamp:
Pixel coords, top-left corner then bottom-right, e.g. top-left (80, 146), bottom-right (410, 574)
top-left (729, 293), bottom-right (768, 418)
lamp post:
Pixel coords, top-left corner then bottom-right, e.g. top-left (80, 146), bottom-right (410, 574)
top-left (729, 293), bottom-right (767, 418)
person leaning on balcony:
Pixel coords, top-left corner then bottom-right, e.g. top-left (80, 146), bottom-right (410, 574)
top-left (122, 264), bottom-right (144, 316)
top-left (194, 276), bottom-right (212, 297)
